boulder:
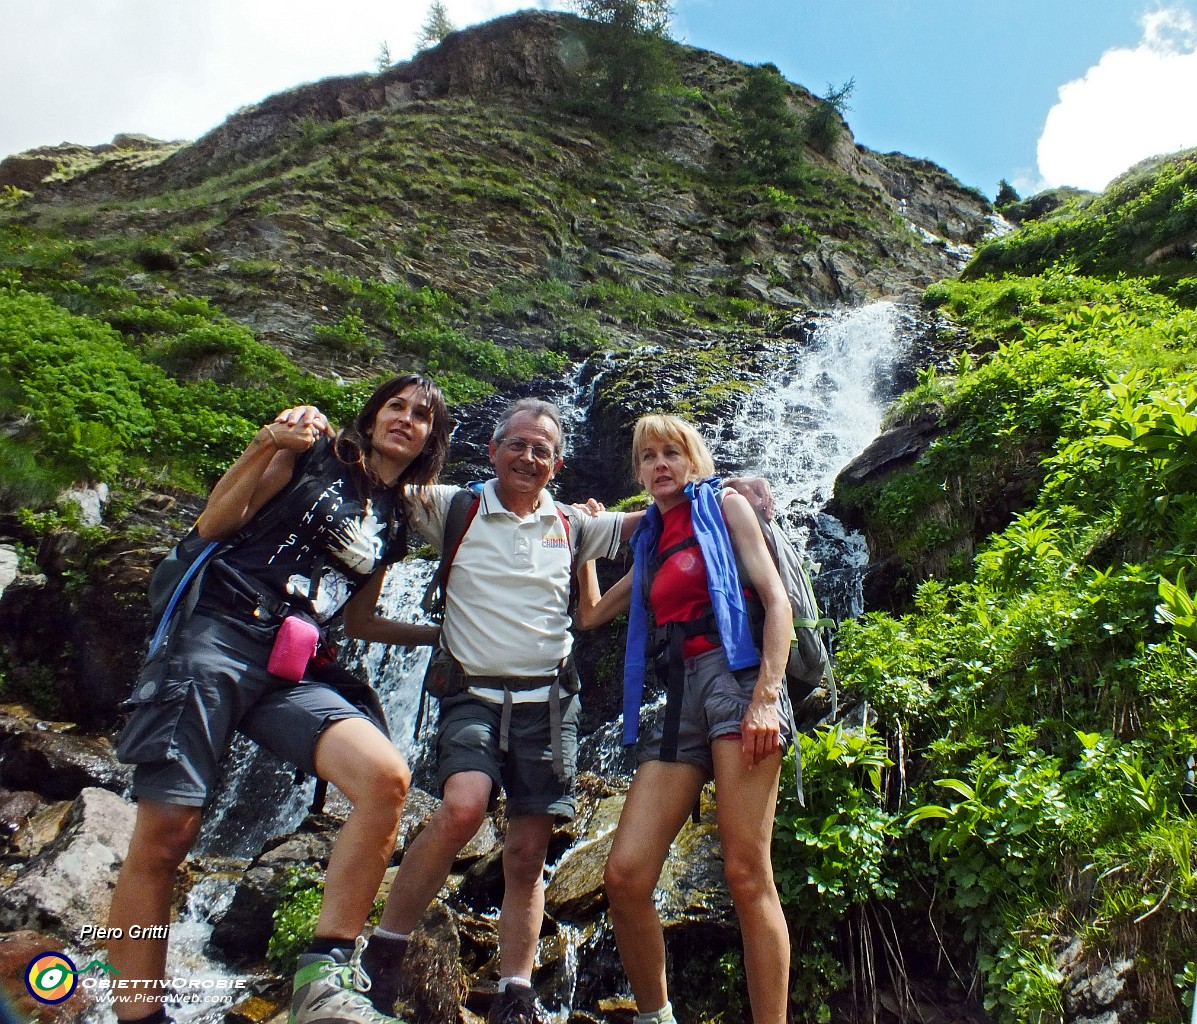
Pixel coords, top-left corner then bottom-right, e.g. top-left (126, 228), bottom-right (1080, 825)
top-left (0, 787), bottom-right (135, 937)
top-left (390, 902), bottom-right (467, 1024)
top-left (0, 706), bottom-right (130, 800)
top-left (0, 544), bottom-right (18, 601)
top-left (834, 413), bottom-right (943, 492)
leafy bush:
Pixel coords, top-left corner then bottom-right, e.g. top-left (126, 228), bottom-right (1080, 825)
top-left (267, 867), bottom-right (324, 969)
top-left (773, 726), bottom-right (900, 1018)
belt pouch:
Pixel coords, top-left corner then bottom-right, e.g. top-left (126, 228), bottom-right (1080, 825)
top-left (268, 615), bottom-right (320, 681)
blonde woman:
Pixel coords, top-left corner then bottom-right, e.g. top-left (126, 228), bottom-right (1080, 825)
top-left (577, 414), bottom-right (793, 1024)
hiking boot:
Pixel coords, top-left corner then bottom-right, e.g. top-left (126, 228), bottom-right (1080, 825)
top-left (289, 938), bottom-right (401, 1024)
top-left (487, 983), bottom-right (545, 1024)
top-left (360, 934), bottom-right (409, 1015)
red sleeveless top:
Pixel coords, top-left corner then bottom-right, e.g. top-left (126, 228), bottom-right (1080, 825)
top-left (649, 502), bottom-right (719, 657)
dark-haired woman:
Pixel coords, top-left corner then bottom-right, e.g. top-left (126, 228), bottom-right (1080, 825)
top-left (107, 375), bottom-right (450, 1024)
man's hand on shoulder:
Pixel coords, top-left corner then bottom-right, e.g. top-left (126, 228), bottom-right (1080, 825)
top-left (724, 476), bottom-right (775, 519)
top-left (571, 498), bottom-right (606, 517)
top-left (275, 405), bottom-right (336, 438)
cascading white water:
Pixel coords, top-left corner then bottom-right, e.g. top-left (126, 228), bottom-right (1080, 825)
top-left (344, 559), bottom-right (437, 761)
top-left (719, 301), bottom-right (913, 619)
top-left (722, 301), bottom-right (909, 529)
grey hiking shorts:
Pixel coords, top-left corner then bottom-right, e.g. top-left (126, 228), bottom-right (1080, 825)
top-left (435, 692), bottom-right (580, 819)
top-left (117, 611), bottom-right (378, 807)
top-left (637, 646), bottom-right (794, 778)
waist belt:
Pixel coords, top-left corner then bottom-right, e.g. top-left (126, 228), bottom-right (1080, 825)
top-left (450, 654), bottom-right (580, 783)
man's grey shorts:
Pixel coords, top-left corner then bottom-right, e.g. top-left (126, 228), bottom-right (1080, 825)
top-left (637, 646), bottom-right (794, 778)
top-left (117, 612), bottom-right (377, 807)
top-left (435, 691), bottom-right (580, 819)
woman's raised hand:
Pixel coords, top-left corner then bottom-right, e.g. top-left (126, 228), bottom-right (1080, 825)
top-left (275, 405), bottom-right (336, 437)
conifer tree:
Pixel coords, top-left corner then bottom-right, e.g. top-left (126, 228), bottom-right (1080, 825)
top-left (995, 178), bottom-right (1021, 209)
top-left (417, 1), bottom-right (456, 51)
top-left (804, 78), bottom-right (854, 155)
top-left (565, 0), bottom-right (677, 125)
top-left (732, 63), bottom-right (804, 186)
top-left (569, 0), bottom-right (673, 34)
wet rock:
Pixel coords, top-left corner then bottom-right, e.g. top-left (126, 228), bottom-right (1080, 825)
top-left (0, 544), bottom-right (18, 601)
top-left (0, 705), bottom-right (131, 800)
top-left (0, 787), bottom-right (46, 839)
top-left (833, 411), bottom-right (943, 494)
top-left (0, 787), bottom-right (135, 937)
top-left (209, 813), bottom-right (341, 964)
top-left (4, 792), bottom-right (69, 870)
top-left (545, 790), bottom-right (625, 922)
top-left (207, 862), bottom-right (282, 965)
top-left (546, 833), bottom-right (615, 922)
top-left (391, 901), bottom-right (468, 1024)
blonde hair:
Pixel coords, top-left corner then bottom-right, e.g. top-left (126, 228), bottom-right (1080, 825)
top-left (631, 414), bottom-right (716, 483)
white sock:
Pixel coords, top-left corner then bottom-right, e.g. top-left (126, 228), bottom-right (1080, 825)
top-left (370, 927), bottom-right (411, 942)
top-left (499, 976), bottom-right (533, 992)
top-left (634, 1001), bottom-right (675, 1024)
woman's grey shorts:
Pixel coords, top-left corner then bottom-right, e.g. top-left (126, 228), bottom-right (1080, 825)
top-left (637, 646), bottom-right (793, 778)
top-left (117, 612), bottom-right (377, 807)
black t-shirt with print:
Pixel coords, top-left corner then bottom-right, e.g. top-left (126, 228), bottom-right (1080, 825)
top-left (216, 438), bottom-right (407, 624)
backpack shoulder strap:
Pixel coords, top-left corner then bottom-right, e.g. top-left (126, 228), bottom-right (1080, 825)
top-left (442, 488), bottom-right (482, 581)
top-left (421, 487), bottom-right (481, 622)
top-left (553, 502), bottom-right (582, 614)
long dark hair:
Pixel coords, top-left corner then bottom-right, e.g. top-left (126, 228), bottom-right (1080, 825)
top-left (335, 373), bottom-right (451, 496)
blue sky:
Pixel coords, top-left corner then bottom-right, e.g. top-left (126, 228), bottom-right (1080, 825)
top-left (3, 1), bottom-right (1196, 199)
top-left (676, 0), bottom-right (1197, 195)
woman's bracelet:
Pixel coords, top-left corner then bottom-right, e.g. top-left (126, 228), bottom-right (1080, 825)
top-left (261, 423), bottom-right (280, 447)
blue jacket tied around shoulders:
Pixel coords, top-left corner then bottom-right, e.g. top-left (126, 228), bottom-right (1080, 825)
top-left (622, 478), bottom-right (760, 746)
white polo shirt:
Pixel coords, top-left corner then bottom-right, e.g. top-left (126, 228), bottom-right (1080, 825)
top-left (410, 481), bottom-right (624, 685)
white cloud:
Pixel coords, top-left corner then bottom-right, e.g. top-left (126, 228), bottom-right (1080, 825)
top-left (0, 0), bottom-right (553, 159)
top-left (1036, 5), bottom-right (1197, 192)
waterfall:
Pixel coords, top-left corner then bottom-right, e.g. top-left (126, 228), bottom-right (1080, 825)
top-left (719, 301), bottom-right (913, 620)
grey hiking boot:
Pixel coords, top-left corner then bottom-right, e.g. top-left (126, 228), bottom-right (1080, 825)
top-left (486, 982), bottom-right (545, 1024)
top-left (360, 934), bottom-right (409, 1015)
top-left (289, 938), bottom-right (402, 1024)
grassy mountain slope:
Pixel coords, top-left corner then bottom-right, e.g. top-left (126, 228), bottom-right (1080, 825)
top-left (0, 11), bottom-right (990, 507)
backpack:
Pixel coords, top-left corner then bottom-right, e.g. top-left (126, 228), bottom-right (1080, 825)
top-left (642, 498), bottom-right (837, 723)
top-left (414, 485), bottom-right (583, 739)
top-left (419, 485), bottom-right (581, 622)
top-left (414, 483), bottom-right (581, 771)
top-left (751, 509), bottom-right (838, 721)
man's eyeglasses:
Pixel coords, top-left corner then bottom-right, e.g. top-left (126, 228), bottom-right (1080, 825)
top-left (498, 438), bottom-right (557, 464)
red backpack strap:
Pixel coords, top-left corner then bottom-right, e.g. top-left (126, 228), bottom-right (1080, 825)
top-left (554, 503), bottom-right (580, 614)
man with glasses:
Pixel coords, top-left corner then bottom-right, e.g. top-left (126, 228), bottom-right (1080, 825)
top-left (360, 398), bottom-right (629, 1024)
